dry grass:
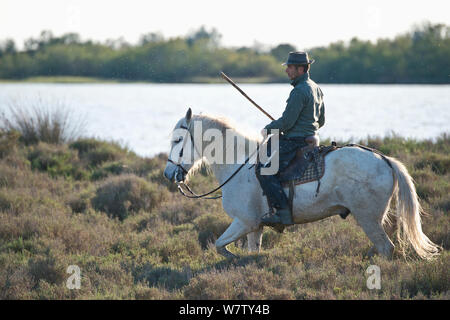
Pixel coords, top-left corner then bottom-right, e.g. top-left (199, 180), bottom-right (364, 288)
top-left (0, 96), bottom-right (86, 145)
top-left (0, 120), bottom-right (448, 299)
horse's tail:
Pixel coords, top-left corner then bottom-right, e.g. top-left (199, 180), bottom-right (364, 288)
top-left (387, 156), bottom-right (441, 259)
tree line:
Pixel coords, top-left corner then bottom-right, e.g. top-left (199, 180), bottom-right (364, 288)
top-left (0, 22), bottom-right (448, 83)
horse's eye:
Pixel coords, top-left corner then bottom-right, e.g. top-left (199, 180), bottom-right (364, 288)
top-left (174, 138), bottom-right (182, 144)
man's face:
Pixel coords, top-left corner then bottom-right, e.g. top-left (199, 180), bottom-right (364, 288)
top-left (285, 64), bottom-right (304, 80)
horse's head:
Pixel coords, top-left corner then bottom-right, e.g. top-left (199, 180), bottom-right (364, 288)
top-left (164, 108), bottom-right (200, 183)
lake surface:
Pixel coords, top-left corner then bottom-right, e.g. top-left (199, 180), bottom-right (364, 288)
top-left (0, 83), bottom-right (449, 157)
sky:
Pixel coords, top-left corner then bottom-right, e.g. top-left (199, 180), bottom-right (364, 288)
top-left (1, 0), bottom-right (449, 50)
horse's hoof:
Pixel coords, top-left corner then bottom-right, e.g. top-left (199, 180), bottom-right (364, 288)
top-left (365, 246), bottom-right (377, 258)
top-left (339, 209), bottom-right (350, 219)
top-left (217, 246), bottom-right (238, 259)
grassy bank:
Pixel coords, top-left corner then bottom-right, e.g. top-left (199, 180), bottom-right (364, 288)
top-left (0, 124), bottom-right (448, 299)
top-left (0, 75), bottom-right (282, 84)
top-left (0, 76), bottom-right (124, 84)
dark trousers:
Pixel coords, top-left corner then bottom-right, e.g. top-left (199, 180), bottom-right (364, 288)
top-left (256, 135), bottom-right (307, 209)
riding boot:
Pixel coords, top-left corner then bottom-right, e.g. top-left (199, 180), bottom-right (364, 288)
top-left (255, 135), bottom-right (304, 229)
top-left (256, 165), bottom-right (293, 228)
top-left (261, 207), bottom-right (293, 226)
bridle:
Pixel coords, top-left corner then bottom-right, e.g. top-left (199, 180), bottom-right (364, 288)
top-left (167, 122), bottom-right (226, 199)
top-left (167, 124), bottom-right (192, 180)
top-left (167, 123), bottom-right (224, 199)
top-left (167, 123), bottom-right (269, 200)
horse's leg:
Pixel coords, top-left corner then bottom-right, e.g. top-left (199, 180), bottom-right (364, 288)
top-left (367, 213), bottom-right (397, 258)
top-left (354, 212), bottom-right (394, 259)
top-left (247, 226), bottom-right (263, 253)
top-left (366, 246), bottom-right (377, 258)
top-left (216, 218), bottom-right (254, 259)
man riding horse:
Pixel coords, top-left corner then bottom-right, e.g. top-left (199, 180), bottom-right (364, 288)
top-left (257, 51), bottom-right (325, 229)
top-left (165, 55), bottom-right (440, 259)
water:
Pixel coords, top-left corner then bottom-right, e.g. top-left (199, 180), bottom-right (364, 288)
top-left (0, 83), bottom-right (449, 157)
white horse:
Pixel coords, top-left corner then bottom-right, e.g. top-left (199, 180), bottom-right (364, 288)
top-left (163, 109), bottom-right (441, 260)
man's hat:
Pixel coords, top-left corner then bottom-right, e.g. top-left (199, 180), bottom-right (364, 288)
top-left (282, 51), bottom-right (315, 66)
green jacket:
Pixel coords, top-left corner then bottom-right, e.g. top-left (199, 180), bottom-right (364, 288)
top-left (265, 72), bottom-right (325, 138)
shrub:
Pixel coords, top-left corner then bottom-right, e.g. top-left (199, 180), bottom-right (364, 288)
top-left (92, 174), bottom-right (168, 220)
top-left (69, 138), bottom-right (129, 167)
top-left (157, 231), bottom-right (203, 264)
top-left (415, 152), bottom-right (450, 175)
top-left (0, 97), bottom-right (86, 145)
top-left (0, 264), bottom-right (34, 299)
top-left (261, 228), bottom-right (284, 249)
top-left (90, 155), bottom-right (166, 181)
top-left (159, 197), bottom-right (204, 225)
top-left (184, 265), bottom-right (294, 299)
top-left (134, 265), bottom-right (192, 289)
top-left (131, 154), bottom-right (167, 176)
top-left (148, 168), bottom-right (178, 192)
top-left (85, 145), bottom-right (126, 167)
top-left (69, 138), bottom-right (105, 155)
top-left (0, 189), bottom-right (34, 215)
top-left (28, 254), bottom-right (66, 287)
top-left (0, 162), bottom-right (25, 188)
top-left (27, 143), bottom-right (89, 180)
top-left (91, 161), bottom-right (131, 180)
top-left (0, 129), bottom-right (20, 158)
top-left (193, 213), bottom-right (231, 248)
top-left (400, 253), bottom-right (450, 297)
top-left (134, 286), bottom-right (173, 299)
top-left (67, 188), bottom-right (95, 213)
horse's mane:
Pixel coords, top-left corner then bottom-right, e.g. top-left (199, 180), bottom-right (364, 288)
top-left (174, 113), bottom-right (261, 180)
top-left (190, 114), bottom-right (261, 143)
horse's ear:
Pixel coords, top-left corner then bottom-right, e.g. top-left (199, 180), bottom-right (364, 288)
top-left (185, 108), bottom-right (192, 124)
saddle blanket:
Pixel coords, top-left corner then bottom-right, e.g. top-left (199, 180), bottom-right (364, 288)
top-left (279, 143), bottom-right (340, 188)
top-left (281, 151), bottom-right (326, 188)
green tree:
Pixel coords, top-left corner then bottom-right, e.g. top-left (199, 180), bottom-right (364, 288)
top-left (270, 43), bottom-right (297, 62)
top-left (0, 39), bottom-right (16, 56)
top-left (0, 22), bottom-right (448, 83)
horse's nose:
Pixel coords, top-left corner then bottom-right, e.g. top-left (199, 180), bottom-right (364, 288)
top-left (164, 167), bottom-right (175, 181)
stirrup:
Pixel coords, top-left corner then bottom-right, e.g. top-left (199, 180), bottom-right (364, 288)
top-left (261, 212), bottom-right (286, 233)
top-left (263, 208), bottom-right (293, 225)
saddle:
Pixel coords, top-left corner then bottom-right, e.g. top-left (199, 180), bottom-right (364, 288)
top-left (279, 135), bottom-right (337, 188)
top-left (260, 136), bottom-right (340, 234)
top-left (260, 139), bottom-right (391, 233)
top-left (281, 136), bottom-right (338, 225)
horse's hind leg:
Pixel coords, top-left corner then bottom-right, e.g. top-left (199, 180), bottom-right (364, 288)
top-left (354, 211), bottom-right (394, 259)
top-left (216, 218), bottom-right (255, 259)
top-left (247, 226), bottom-right (263, 253)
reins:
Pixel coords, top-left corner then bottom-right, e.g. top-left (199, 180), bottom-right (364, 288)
top-left (175, 160), bottom-right (248, 199)
top-left (170, 130), bottom-right (270, 200)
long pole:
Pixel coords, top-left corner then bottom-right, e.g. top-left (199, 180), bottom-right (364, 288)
top-left (220, 71), bottom-right (274, 121)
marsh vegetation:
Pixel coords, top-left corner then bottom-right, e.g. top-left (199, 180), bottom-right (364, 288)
top-left (0, 105), bottom-right (448, 299)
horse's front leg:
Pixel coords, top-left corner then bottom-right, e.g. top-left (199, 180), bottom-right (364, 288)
top-left (216, 218), bottom-right (256, 259)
